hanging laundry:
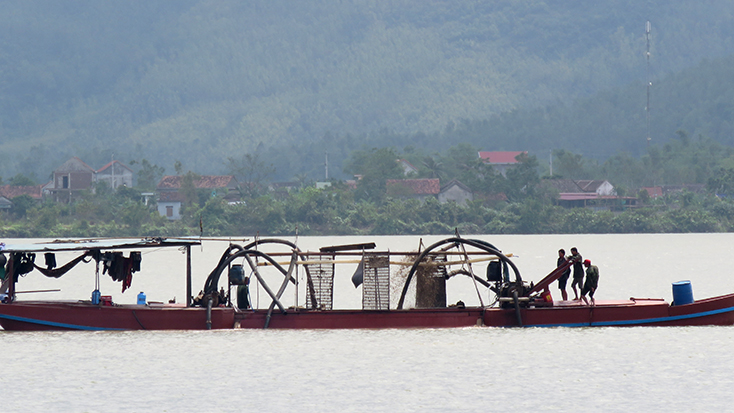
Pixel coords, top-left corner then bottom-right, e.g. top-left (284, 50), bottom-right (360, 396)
top-left (44, 253), bottom-right (57, 270)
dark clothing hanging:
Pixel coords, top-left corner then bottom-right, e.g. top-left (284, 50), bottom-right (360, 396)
top-left (33, 252), bottom-right (91, 279)
top-left (44, 253), bottom-right (57, 270)
top-left (130, 251), bottom-right (142, 272)
top-left (99, 251), bottom-right (141, 292)
top-left (11, 253), bottom-right (36, 281)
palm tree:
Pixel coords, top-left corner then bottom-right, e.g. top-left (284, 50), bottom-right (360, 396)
top-left (422, 156), bottom-right (444, 180)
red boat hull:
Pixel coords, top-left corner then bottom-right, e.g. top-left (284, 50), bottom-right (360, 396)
top-left (0, 301), bottom-right (235, 331)
top-left (2, 294), bottom-right (734, 331)
top-left (483, 294), bottom-right (734, 327)
top-left (233, 294), bottom-right (734, 329)
top-left (234, 307), bottom-right (487, 329)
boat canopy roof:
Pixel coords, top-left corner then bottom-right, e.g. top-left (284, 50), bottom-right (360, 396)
top-left (0, 237), bottom-right (201, 253)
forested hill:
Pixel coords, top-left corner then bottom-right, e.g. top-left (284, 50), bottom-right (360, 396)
top-left (2, 0), bottom-right (734, 181)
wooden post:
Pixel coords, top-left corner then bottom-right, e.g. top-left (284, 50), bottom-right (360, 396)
top-left (186, 245), bottom-right (192, 307)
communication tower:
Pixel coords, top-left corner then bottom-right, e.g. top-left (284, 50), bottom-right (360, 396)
top-left (646, 21), bottom-right (652, 147)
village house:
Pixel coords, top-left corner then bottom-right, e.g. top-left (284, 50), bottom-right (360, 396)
top-left (550, 179), bottom-right (616, 196)
top-left (47, 157), bottom-right (135, 203)
top-left (641, 186), bottom-right (663, 198)
top-left (547, 179), bottom-right (636, 210)
top-left (437, 180), bottom-right (473, 205)
top-left (478, 151), bottom-right (527, 176)
top-left (268, 181), bottom-right (301, 200)
top-left (643, 184), bottom-right (706, 198)
top-left (386, 178), bottom-right (440, 202)
top-left (96, 160), bottom-right (133, 190)
top-left (0, 184), bottom-right (45, 204)
top-left (396, 159), bottom-right (419, 176)
top-left (47, 157), bottom-right (97, 203)
top-left (156, 175), bottom-right (240, 220)
top-left (268, 181), bottom-right (300, 192)
top-left (0, 184), bottom-right (45, 212)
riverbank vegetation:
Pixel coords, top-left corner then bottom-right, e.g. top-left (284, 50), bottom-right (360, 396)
top-left (1, 181), bottom-right (732, 238)
top-left (3, 134), bottom-right (734, 238)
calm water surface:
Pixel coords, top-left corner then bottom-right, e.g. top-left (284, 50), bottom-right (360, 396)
top-left (2, 234), bottom-right (734, 412)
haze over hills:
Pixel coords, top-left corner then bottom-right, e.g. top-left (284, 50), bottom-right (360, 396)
top-left (1, 0), bottom-right (734, 182)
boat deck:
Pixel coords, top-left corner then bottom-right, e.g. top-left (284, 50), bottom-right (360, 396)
top-left (551, 298), bottom-right (666, 307)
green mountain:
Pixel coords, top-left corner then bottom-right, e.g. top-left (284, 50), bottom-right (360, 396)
top-left (408, 53), bottom-right (734, 160)
top-left (1, 0), bottom-right (734, 181)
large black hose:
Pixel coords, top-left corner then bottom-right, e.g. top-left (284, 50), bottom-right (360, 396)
top-left (513, 290), bottom-right (522, 327)
top-left (204, 249), bottom-right (291, 295)
top-left (202, 244), bottom-right (246, 293)
top-left (243, 238), bottom-right (318, 309)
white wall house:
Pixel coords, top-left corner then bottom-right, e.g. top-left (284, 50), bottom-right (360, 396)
top-left (156, 175), bottom-right (240, 220)
top-left (438, 180), bottom-right (473, 205)
top-left (96, 160), bottom-right (133, 190)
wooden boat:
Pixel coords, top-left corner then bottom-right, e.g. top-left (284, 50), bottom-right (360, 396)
top-left (0, 238), bottom-right (235, 330)
top-left (1, 236), bottom-right (733, 331)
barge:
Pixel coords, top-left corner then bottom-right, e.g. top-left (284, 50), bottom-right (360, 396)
top-left (0, 236), bottom-right (732, 330)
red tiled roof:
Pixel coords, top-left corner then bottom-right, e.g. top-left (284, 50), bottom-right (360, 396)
top-left (157, 175), bottom-right (237, 190)
top-left (55, 157), bottom-right (96, 173)
top-left (97, 160), bottom-right (132, 174)
top-left (478, 151), bottom-right (526, 164)
top-left (642, 187), bottom-right (663, 197)
top-left (0, 185), bottom-right (44, 200)
top-left (558, 193), bottom-right (600, 201)
top-left (480, 192), bottom-right (508, 202)
top-left (157, 191), bottom-right (186, 202)
top-left (386, 179), bottom-right (440, 195)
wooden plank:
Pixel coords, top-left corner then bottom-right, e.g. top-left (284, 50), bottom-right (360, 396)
top-left (319, 242), bottom-right (376, 253)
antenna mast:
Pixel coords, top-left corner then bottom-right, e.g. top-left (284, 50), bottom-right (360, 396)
top-left (646, 20), bottom-right (652, 148)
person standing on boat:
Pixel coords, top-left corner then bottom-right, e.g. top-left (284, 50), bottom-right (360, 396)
top-left (556, 249), bottom-right (571, 301)
top-left (0, 252), bottom-right (8, 301)
top-left (569, 247), bottom-right (584, 300)
top-left (237, 276), bottom-right (250, 310)
top-left (581, 259), bottom-right (599, 306)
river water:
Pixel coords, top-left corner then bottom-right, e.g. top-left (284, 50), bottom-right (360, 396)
top-left (2, 234), bottom-right (734, 412)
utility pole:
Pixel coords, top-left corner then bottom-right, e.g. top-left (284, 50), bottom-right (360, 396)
top-left (324, 151), bottom-right (329, 180)
top-left (110, 154), bottom-right (115, 189)
top-left (549, 150), bottom-right (553, 177)
top-left (646, 20), bottom-right (652, 148)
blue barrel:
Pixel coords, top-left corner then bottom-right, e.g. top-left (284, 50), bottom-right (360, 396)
top-left (91, 289), bottom-right (101, 305)
top-left (672, 281), bottom-right (694, 306)
top-left (137, 291), bottom-right (147, 305)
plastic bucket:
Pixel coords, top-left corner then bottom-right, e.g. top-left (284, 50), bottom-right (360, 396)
top-left (672, 281), bottom-right (694, 306)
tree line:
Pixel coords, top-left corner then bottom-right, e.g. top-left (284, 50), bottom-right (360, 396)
top-left (3, 135), bottom-right (734, 237)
